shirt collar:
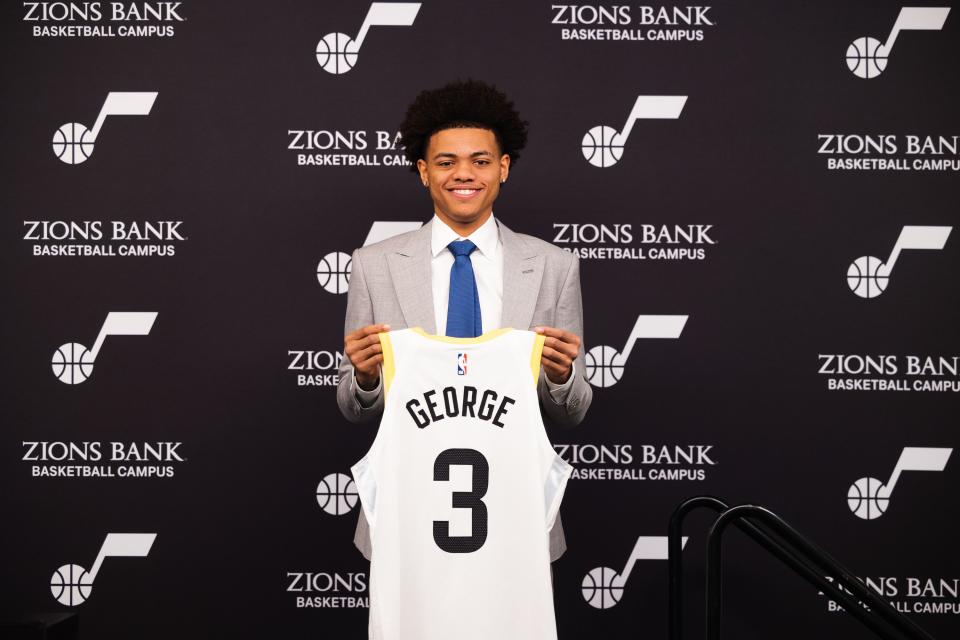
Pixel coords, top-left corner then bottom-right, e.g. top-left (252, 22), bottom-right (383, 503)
top-left (430, 212), bottom-right (499, 259)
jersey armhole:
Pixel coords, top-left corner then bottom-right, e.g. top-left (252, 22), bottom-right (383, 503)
top-left (379, 331), bottom-right (396, 396)
top-left (545, 454), bottom-right (572, 531)
top-left (530, 332), bottom-right (545, 386)
top-left (350, 455), bottom-right (377, 530)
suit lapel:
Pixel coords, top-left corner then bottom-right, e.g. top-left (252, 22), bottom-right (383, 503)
top-left (386, 220), bottom-right (436, 333)
top-left (386, 217), bottom-right (544, 335)
top-left (498, 220), bottom-right (544, 331)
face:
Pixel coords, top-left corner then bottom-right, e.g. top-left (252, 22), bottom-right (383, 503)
top-left (417, 127), bottom-right (510, 228)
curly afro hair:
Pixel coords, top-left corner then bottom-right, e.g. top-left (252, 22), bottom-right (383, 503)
top-left (398, 78), bottom-right (529, 173)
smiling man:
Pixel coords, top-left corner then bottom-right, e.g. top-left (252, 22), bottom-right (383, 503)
top-left (336, 78), bottom-right (593, 564)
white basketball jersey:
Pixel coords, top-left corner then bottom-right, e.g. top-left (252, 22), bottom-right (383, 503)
top-left (351, 326), bottom-right (572, 640)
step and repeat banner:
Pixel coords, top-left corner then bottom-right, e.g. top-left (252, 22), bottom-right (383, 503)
top-left (1, 1), bottom-right (957, 638)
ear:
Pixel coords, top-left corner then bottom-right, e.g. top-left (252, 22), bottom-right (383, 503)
top-left (417, 158), bottom-right (429, 185)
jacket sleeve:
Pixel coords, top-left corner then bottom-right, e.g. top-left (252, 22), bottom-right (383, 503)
top-left (336, 248), bottom-right (386, 423)
top-left (537, 252), bottom-right (593, 428)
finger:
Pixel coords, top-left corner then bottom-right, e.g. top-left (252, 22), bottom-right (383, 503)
top-left (533, 325), bottom-right (561, 337)
top-left (356, 354), bottom-right (384, 372)
top-left (535, 327), bottom-right (580, 351)
top-left (543, 336), bottom-right (579, 360)
top-left (540, 358), bottom-right (567, 381)
top-left (541, 345), bottom-right (572, 368)
top-left (355, 341), bottom-right (384, 363)
top-left (541, 356), bottom-right (564, 372)
top-left (354, 353), bottom-right (383, 376)
top-left (346, 330), bottom-right (387, 354)
top-left (533, 326), bottom-right (574, 341)
top-left (345, 323), bottom-right (391, 342)
top-left (362, 332), bottom-right (385, 348)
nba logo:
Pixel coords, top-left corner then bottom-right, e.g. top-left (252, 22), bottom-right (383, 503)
top-left (457, 353), bottom-right (467, 375)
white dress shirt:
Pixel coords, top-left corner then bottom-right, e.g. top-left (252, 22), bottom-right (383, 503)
top-left (430, 210), bottom-right (502, 337)
top-left (354, 212), bottom-right (576, 405)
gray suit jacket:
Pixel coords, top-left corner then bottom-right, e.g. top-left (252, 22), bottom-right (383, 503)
top-left (336, 217), bottom-right (593, 561)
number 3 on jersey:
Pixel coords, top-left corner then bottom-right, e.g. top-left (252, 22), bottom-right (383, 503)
top-left (433, 448), bottom-right (489, 553)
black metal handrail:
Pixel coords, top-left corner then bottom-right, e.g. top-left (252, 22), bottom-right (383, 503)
top-left (668, 496), bottom-right (821, 640)
top-left (668, 497), bottom-right (937, 640)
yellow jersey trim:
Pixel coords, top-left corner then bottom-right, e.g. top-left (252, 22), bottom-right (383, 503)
top-left (379, 331), bottom-right (396, 396)
top-left (409, 326), bottom-right (513, 344)
top-left (531, 333), bottom-right (545, 385)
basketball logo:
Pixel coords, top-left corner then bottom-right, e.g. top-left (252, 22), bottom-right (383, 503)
top-left (846, 256), bottom-right (888, 298)
top-left (581, 126), bottom-right (624, 168)
top-left (51, 343), bottom-right (96, 385)
top-left (845, 447), bottom-right (952, 521)
top-left (316, 3), bottom-right (421, 74)
top-left (316, 33), bottom-right (359, 74)
top-left (50, 564), bottom-right (94, 606)
top-left (581, 566), bottom-right (624, 609)
top-left (52, 123), bottom-right (95, 165)
top-left (847, 477), bottom-right (889, 520)
top-left (49, 533), bottom-right (155, 607)
top-left (846, 37), bottom-right (887, 79)
top-left (845, 226), bottom-right (952, 299)
top-left (51, 92), bottom-right (157, 165)
top-left (51, 312), bottom-right (157, 385)
top-left (317, 252), bottom-right (352, 294)
top-left (582, 96), bottom-right (686, 168)
top-left (584, 345), bottom-right (624, 388)
top-left (844, 8), bottom-right (951, 79)
top-left (316, 472), bottom-right (359, 515)
top-left (581, 535), bottom-right (685, 610)
top-left (585, 315), bottom-right (688, 388)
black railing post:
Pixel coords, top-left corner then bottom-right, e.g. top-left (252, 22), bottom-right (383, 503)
top-left (669, 496), bottom-right (816, 640)
top-left (668, 496), bottom-right (729, 640)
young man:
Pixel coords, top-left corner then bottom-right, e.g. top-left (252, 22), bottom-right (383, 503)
top-left (336, 78), bottom-right (593, 562)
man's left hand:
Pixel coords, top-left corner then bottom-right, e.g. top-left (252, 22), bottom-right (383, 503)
top-left (533, 326), bottom-right (582, 385)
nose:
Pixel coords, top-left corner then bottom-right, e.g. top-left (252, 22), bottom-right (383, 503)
top-left (451, 159), bottom-right (477, 181)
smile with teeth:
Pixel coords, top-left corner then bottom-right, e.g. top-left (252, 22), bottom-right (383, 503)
top-left (449, 187), bottom-right (482, 200)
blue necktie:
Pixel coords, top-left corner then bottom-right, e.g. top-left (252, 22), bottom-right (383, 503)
top-left (445, 239), bottom-right (482, 337)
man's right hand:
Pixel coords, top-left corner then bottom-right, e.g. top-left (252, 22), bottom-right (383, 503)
top-left (345, 323), bottom-right (391, 390)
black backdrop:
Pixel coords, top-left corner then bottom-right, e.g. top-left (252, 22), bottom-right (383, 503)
top-left (2, 1), bottom-right (958, 638)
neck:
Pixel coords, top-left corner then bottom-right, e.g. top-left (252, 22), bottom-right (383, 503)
top-left (436, 210), bottom-right (492, 237)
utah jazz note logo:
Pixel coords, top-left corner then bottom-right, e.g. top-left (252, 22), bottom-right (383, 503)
top-left (457, 353), bottom-right (468, 375)
top-left (847, 447), bottom-right (952, 520)
top-left (585, 315), bottom-right (688, 388)
top-left (52, 312), bottom-right (157, 384)
top-left (582, 535), bottom-right (687, 609)
top-left (846, 7), bottom-right (950, 78)
top-left (50, 533), bottom-right (156, 606)
top-left (846, 226), bottom-right (951, 298)
top-left (52, 92), bottom-right (157, 164)
top-left (582, 95), bottom-right (687, 168)
top-left (316, 2), bottom-right (421, 74)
